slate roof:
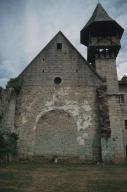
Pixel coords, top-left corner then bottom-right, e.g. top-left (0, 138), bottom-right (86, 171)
top-left (81, 3), bottom-right (124, 46)
top-left (84, 3), bottom-right (113, 29)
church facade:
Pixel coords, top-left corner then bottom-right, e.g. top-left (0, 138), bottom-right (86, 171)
top-left (0, 3), bottom-right (127, 163)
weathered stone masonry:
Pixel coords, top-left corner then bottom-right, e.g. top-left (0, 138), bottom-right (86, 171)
top-left (0, 88), bottom-right (16, 132)
top-left (0, 3), bottom-right (127, 163)
top-left (15, 32), bottom-right (102, 161)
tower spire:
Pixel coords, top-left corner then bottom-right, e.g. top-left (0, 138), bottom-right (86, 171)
top-left (80, 3), bottom-right (124, 93)
top-left (80, 3), bottom-right (123, 46)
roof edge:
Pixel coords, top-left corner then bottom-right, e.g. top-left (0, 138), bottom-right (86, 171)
top-left (17, 31), bottom-right (104, 82)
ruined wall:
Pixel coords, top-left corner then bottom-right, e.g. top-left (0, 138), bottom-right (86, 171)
top-left (119, 103), bottom-right (127, 158)
top-left (16, 86), bottom-right (101, 161)
top-left (35, 110), bottom-right (77, 156)
top-left (94, 44), bottom-right (125, 162)
top-left (0, 87), bottom-right (16, 132)
top-left (119, 84), bottom-right (127, 159)
top-left (97, 85), bottom-right (111, 162)
top-left (15, 32), bottom-right (102, 161)
top-left (97, 85), bottom-right (125, 163)
top-left (107, 95), bottom-right (125, 162)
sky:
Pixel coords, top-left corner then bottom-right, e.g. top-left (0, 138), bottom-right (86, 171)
top-left (0, 0), bottom-right (127, 87)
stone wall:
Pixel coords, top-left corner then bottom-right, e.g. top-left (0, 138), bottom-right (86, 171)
top-left (97, 85), bottom-right (111, 162)
top-left (96, 58), bottom-right (119, 93)
top-left (0, 31), bottom-right (126, 163)
top-left (97, 85), bottom-right (125, 163)
top-left (19, 32), bottom-right (102, 87)
top-left (0, 87), bottom-right (16, 132)
top-left (94, 43), bottom-right (125, 163)
top-left (16, 86), bottom-right (101, 161)
top-left (15, 32), bottom-right (103, 161)
top-left (107, 95), bottom-right (125, 162)
top-left (119, 83), bottom-right (127, 160)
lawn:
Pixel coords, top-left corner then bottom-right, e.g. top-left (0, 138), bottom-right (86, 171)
top-left (0, 162), bottom-right (127, 192)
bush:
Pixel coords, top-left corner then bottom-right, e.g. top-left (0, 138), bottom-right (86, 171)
top-left (0, 130), bottom-right (18, 163)
top-left (6, 78), bottom-right (22, 94)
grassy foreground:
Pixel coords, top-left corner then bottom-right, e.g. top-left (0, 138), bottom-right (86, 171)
top-left (0, 162), bottom-right (127, 192)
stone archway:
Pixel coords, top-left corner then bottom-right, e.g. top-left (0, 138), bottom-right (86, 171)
top-left (34, 110), bottom-right (78, 156)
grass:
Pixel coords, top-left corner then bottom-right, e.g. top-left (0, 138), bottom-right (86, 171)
top-left (0, 162), bottom-right (127, 192)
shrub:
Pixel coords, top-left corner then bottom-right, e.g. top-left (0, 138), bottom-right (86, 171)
top-left (0, 130), bottom-right (18, 163)
top-left (6, 78), bottom-right (22, 94)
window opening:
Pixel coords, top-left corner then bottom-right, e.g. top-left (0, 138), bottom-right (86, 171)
top-left (54, 77), bottom-right (62, 84)
top-left (119, 95), bottom-right (125, 103)
top-left (57, 43), bottom-right (62, 50)
top-left (125, 120), bottom-right (127, 129)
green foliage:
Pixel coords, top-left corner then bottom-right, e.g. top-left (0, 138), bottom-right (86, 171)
top-left (6, 78), bottom-right (22, 94)
top-left (0, 130), bottom-right (18, 161)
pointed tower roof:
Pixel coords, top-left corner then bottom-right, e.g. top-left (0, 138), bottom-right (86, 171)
top-left (85, 3), bottom-right (113, 28)
top-left (81, 3), bottom-right (124, 46)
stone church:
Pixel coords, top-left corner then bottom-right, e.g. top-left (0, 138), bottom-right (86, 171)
top-left (0, 3), bottom-right (127, 163)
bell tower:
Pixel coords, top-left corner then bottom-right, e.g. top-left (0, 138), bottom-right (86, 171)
top-left (81, 4), bottom-right (125, 163)
top-left (80, 3), bottom-right (124, 93)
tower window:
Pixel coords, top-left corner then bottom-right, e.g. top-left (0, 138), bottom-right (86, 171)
top-left (126, 145), bottom-right (127, 157)
top-left (54, 77), bottom-right (62, 84)
top-left (125, 120), bottom-right (127, 129)
top-left (99, 48), bottom-right (104, 53)
top-left (0, 115), bottom-right (2, 124)
top-left (57, 43), bottom-right (62, 50)
top-left (118, 95), bottom-right (125, 103)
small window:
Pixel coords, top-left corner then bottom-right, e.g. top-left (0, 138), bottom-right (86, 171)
top-left (57, 43), bottom-right (62, 50)
top-left (54, 77), bottom-right (62, 84)
top-left (119, 95), bottom-right (125, 103)
top-left (0, 115), bottom-right (2, 128)
top-left (126, 145), bottom-right (127, 157)
top-left (125, 120), bottom-right (127, 129)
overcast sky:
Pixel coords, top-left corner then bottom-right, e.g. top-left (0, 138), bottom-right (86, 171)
top-left (0, 0), bottom-right (127, 87)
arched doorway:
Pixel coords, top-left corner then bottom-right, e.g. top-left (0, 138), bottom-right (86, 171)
top-left (34, 110), bottom-right (77, 156)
